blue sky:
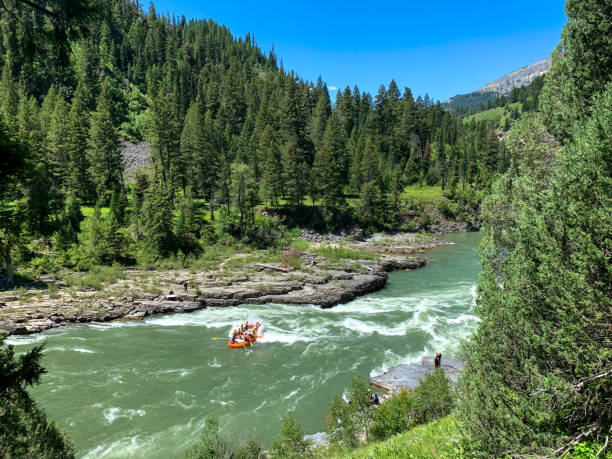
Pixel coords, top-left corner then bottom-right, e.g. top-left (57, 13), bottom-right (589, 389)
top-left (151, 1), bottom-right (567, 101)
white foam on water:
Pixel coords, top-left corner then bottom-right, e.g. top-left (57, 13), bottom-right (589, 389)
top-left (446, 314), bottom-right (479, 325)
top-left (83, 417), bottom-right (201, 458)
top-left (72, 347), bottom-right (96, 353)
top-left (208, 358), bottom-right (222, 368)
top-left (46, 346), bottom-right (66, 352)
top-left (254, 400), bottom-right (267, 410)
top-left (103, 407), bottom-right (146, 424)
top-left (210, 399), bottom-right (234, 406)
top-left (174, 391), bottom-right (196, 410)
top-left (88, 321), bottom-right (140, 330)
top-left (5, 334), bottom-right (47, 345)
top-left (282, 389), bottom-right (299, 401)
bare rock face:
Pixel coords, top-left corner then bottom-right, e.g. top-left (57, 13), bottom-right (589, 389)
top-left (370, 356), bottom-right (465, 394)
top-left (478, 57), bottom-right (552, 95)
top-left (121, 140), bottom-right (152, 180)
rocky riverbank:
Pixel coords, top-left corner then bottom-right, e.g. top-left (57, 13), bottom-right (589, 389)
top-left (370, 356), bottom-right (465, 395)
top-left (0, 235), bottom-right (454, 335)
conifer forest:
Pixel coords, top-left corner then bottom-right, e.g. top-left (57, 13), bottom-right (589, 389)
top-left (0, 0), bottom-right (609, 458)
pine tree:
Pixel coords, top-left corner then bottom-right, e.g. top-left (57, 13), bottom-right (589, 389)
top-left (0, 59), bottom-right (18, 124)
top-left (258, 125), bottom-right (283, 207)
top-left (67, 82), bottom-right (94, 202)
top-left (230, 161), bottom-right (257, 237)
top-left (44, 95), bottom-right (70, 189)
top-left (142, 171), bottom-right (175, 257)
top-left (307, 85), bottom-right (331, 151)
top-left (312, 112), bottom-right (346, 220)
top-left (539, 0), bottom-right (612, 143)
top-left (88, 77), bottom-right (122, 203)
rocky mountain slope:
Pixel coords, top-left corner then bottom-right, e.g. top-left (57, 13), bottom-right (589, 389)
top-left (477, 57), bottom-right (551, 94)
top-left (444, 57), bottom-right (551, 111)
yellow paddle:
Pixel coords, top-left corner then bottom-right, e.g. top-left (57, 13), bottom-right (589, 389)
top-left (211, 337), bottom-right (227, 340)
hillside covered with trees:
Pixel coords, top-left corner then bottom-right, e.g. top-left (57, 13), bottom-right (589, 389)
top-left (0, 0), bottom-right (508, 281)
top-left (0, 0), bottom-right (609, 457)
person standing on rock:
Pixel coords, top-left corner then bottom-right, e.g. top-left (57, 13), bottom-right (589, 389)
top-left (434, 352), bottom-right (442, 369)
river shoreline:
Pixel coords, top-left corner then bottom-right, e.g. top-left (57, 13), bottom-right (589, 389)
top-left (0, 233), bottom-right (455, 336)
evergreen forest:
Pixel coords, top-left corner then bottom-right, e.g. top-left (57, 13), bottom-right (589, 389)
top-left (0, 0), bottom-right (510, 278)
top-left (0, 0), bottom-right (609, 458)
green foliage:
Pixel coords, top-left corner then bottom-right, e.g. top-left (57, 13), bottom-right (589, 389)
top-left (0, 335), bottom-right (75, 458)
top-left (457, 88), bottom-right (612, 456)
top-left (184, 418), bottom-right (228, 459)
top-left (326, 376), bottom-right (376, 447)
top-left (370, 370), bottom-right (454, 443)
top-left (437, 198), bottom-right (461, 219)
top-left (370, 390), bottom-right (414, 441)
top-left (412, 369), bottom-right (454, 425)
top-left (567, 441), bottom-right (609, 459)
top-left (539, 0), bottom-right (612, 143)
top-left (63, 264), bottom-right (125, 290)
top-left (271, 411), bottom-right (311, 458)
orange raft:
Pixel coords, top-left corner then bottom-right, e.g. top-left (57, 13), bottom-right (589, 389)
top-left (227, 325), bottom-right (260, 348)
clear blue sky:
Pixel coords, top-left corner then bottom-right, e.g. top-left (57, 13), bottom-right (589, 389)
top-left (151, 0), bottom-right (567, 102)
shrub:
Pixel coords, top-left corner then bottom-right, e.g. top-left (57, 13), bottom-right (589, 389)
top-left (230, 435), bottom-right (262, 459)
top-left (417, 211), bottom-right (434, 228)
top-left (184, 418), bottom-right (227, 459)
top-left (437, 198), bottom-right (461, 219)
top-left (325, 376), bottom-right (376, 447)
top-left (63, 264), bottom-right (125, 290)
top-left (281, 249), bottom-right (302, 269)
top-left (371, 390), bottom-right (414, 441)
top-left (271, 411), bottom-right (311, 458)
top-left (412, 369), bottom-right (454, 424)
top-left (47, 284), bottom-right (59, 298)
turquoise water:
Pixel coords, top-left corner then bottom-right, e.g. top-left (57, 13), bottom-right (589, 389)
top-left (8, 232), bottom-right (482, 457)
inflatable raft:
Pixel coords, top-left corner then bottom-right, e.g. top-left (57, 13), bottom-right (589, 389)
top-left (227, 323), bottom-right (261, 348)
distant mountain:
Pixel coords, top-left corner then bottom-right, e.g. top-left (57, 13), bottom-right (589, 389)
top-left (477, 57), bottom-right (551, 94)
top-left (444, 57), bottom-right (552, 113)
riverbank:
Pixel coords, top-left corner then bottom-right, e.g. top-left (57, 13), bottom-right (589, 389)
top-left (0, 233), bottom-right (454, 335)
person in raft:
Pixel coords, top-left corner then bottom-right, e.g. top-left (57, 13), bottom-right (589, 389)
top-left (434, 352), bottom-right (442, 369)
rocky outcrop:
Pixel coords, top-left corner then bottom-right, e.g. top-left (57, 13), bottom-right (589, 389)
top-left (0, 250), bottom-right (434, 335)
top-left (370, 356), bottom-right (465, 394)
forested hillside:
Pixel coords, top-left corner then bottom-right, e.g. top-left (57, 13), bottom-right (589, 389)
top-left (0, 0), bottom-right (507, 280)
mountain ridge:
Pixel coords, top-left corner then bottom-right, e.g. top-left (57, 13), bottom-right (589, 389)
top-left (443, 57), bottom-right (551, 112)
top-left (477, 57), bottom-right (551, 94)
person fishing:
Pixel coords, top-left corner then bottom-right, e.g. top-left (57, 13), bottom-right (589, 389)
top-left (434, 352), bottom-right (442, 369)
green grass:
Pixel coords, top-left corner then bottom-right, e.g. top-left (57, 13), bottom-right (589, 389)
top-left (464, 102), bottom-right (522, 126)
top-left (401, 184), bottom-right (444, 206)
top-left (81, 206), bottom-right (110, 218)
top-left (331, 416), bottom-right (462, 459)
top-left (312, 245), bottom-right (380, 261)
top-left (63, 265), bottom-right (125, 290)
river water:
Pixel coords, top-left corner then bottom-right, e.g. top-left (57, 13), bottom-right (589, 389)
top-left (8, 232), bottom-right (481, 458)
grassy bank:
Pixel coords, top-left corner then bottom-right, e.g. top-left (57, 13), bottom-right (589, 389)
top-left (332, 416), bottom-right (461, 459)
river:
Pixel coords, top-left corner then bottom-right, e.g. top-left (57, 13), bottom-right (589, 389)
top-left (7, 232), bottom-right (482, 458)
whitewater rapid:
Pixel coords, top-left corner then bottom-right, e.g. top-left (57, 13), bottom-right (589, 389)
top-left (7, 232), bottom-right (482, 458)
